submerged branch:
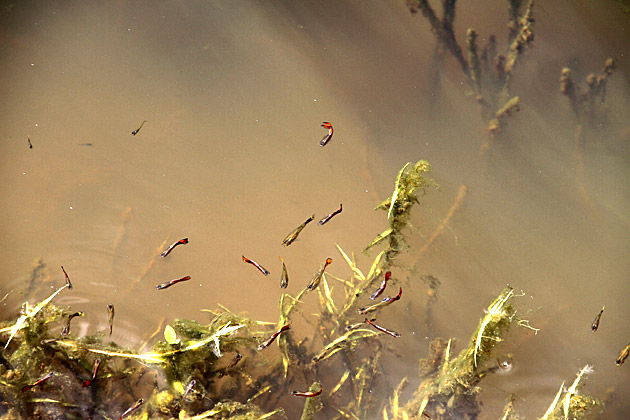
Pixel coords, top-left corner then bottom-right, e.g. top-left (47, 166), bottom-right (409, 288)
top-left (416, 184), bottom-right (467, 257)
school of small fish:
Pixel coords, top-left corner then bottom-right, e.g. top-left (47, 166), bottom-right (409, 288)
top-left (16, 120), bottom-right (627, 419)
top-left (16, 122), bottom-right (350, 414)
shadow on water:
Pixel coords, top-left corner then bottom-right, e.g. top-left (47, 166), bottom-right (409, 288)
top-left (0, 0), bottom-right (628, 419)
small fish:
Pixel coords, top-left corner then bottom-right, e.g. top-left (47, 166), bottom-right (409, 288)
top-left (21, 372), bottom-right (54, 392)
top-left (257, 323), bottom-right (290, 350)
top-left (78, 143), bottom-right (93, 146)
top-left (160, 238), bottom-right (189, 258)
top-left (62, 311), bottom-right (85, 337)
top-left (358, 287), bottom-right (403, 314)
top-left (345, 320), bottom-right (367, 332)
top-left (365, 318), bottom-right (401, 338)
top-left (616, 343), bottom-right (630, 366)
top-left (228, 353), bottom-right (242, 369)
top-left (82, 359), bottom-right (102, 387)
top-left (118, 398), bottom-right (144, 420)
top-left (217, 353), bottom-right (243, 377)
top-left (318, 204), bottom-right (342, 226)
top-left (156, 275), bottom-right (192, 290)
top-left (107, 304), bottom-right (115, 336)
top-left (292, 387), bottom-right (323, 397)
top-left (307, 258), bottom-right (333, 291)
top-left (131, 120), bottom-right (147, 136)
top-left (319, 121), bottom-right (334, 147)
top-left (27, 137), bottom-right (33, 149)
top-left (182, 379), bottom-right (196, 400)
top-left (369, 271), bottom-right (391, 300)
top-left (279, 257), bottom-right (289, 289)
top-left (242, 255), bottom-right (270, 276)
top-left (282, 214), bottom-right (315, 246)
top-left (591, 306), bottom-right (605, 332)
top-left (61, 266), bottom-right (73, 290)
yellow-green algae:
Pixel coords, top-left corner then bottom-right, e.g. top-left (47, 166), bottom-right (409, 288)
top-left (0, 160), bottom-right (603, 420)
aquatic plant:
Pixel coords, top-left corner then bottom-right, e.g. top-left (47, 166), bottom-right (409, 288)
top-left (560, 58), bottom-right (616, 130)
top-left (539, 365), bottom-right (600, 420)
top-left (405, 0), bottom-right (535, 150)
top-left (0, 160), bottom-right (603, 420)
top-left (392, 286), bottom-right (517, 419)
top-left (367, 159), bottom-right (435, 260)
top-left (559, 58), bottom-right (617, 202)
top-left (379, 286), bottom-right (602, 420)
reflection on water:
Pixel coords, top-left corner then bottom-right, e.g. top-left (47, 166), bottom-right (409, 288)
top-left (1, 0), bottom-right (628, 418)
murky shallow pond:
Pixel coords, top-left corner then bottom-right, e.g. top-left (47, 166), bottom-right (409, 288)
top-left (1, 1), bottom-right (628, 419)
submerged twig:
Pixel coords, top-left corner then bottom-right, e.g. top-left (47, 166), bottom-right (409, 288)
top-left (416, 184), bottom-right (467, 257)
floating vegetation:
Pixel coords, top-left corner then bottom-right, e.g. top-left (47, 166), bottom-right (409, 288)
top-left (0, 161), bottom-right (604, 419)
top-left (405, 0), bottom-right (535, 150)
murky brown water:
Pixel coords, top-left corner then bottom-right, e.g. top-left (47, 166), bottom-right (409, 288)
top-left (1, 1), bottom-right (628, 419)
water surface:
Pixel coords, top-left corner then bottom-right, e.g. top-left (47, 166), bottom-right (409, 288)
top-left (1, 1), bottom-right (628, 418)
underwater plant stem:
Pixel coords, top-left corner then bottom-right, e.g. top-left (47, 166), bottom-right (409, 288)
top-left (503, 0), bottom-right (534, 85)
top-left (466, 29), bottom-right (482, 96)
top-left (541, 381), bottom-right (565, 420)
top-left (128, 236), bottom-right (169, 295)
top-left (299, 382), bottom-right (323, 420)
top-left (412, 0), bottom-right (470, 79)
top-left (561, 59), bottom-right (616, 207)
top-left (507, 0), bottom-right (522, 42)
top-left (573, 124), bottom-right (593, 206)
top-left (416, 185), bottom-right (467, 258)
top-left (500, 394), bottom-right (517, 420)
